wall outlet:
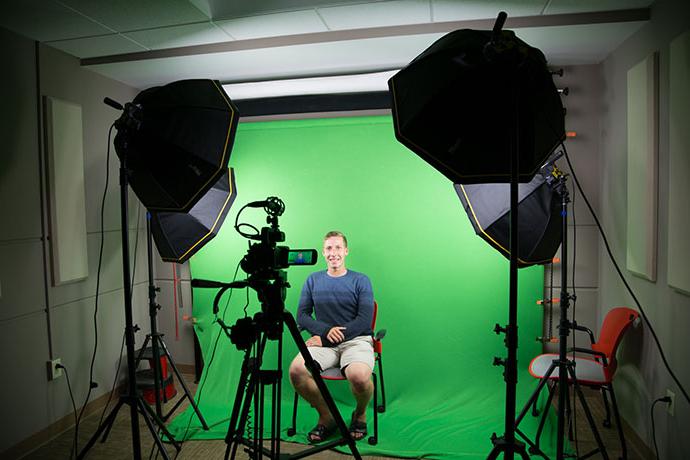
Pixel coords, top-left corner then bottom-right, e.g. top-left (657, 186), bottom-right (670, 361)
top-left (666, 389), bottom-right (676, 416)
top-left (47, 358), bottom-right (63, 381)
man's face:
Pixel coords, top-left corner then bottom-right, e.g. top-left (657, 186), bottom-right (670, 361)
top-left (323, 236), bottom-right (348, 271)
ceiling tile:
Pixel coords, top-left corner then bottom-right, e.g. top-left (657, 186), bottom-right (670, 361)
top-left (215, 10), bottom-right (328, 40)
top-left (58, 0), bottom-right (210, 31)
top-left (432, 0), bottom-right (545, 22)
top-left (46, 34), bottom-right (148, 59)
top-left (124, 22), bottom-right (232, 49)
top-left (0, 0), bottom-right (112, 41)
top-left (318, 0), bottom-right (431, 30)
top-left (515, 22), bottom-right (645, 64)
top-left (544, 0), bottom-right (653, 14)
top-left (194, 0), bottom-right (390, 20)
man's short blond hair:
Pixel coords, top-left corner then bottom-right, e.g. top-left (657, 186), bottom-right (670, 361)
top-left (323, 230), bottom-right (348, 247)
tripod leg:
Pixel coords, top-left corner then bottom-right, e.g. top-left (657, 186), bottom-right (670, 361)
top-left (77, 398), bottom-right (125, 459)
top-left (533, 379), bottom-right (556, 451)
top-left (138, 396), bottom-right (180, 450)
top-left (516, 362), bottom-right (558, 426)
top-left (568, 366), bottom-right (609, 460)
top-left (137, 398), bottom-right (172, 460)
top-left (283, 311), bottom-right (362, 460)
top-left (158, 336), bottom-right (210, 429)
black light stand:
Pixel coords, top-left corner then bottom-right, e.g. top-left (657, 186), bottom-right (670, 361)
top-left (487, 75), bottom-right (530, 460)
top-left (513, 172), bottom-right (609, 460)
top-left (133, 214), bottom-right (210, 428)
top-left (78, 155), bottom-right (181, 460)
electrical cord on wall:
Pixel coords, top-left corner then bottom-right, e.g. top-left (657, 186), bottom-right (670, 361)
top-left (57, 363), bottom-right (78, 459)
top-left (651, 395), bottom-right (672, 459)
top-left (563, 144), bottom-right (690, 406)
top-left (72, 124), bottom-right (143, 456)
top-left (72, 123), bottom-right (114, 453)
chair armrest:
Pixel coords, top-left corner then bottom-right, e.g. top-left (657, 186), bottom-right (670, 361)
top-left (375, 329), bottom-right (387, 340)
top-left (571, 322), bottom-right (596, 344)
top-left (568, 346), bottom-right (609, 366)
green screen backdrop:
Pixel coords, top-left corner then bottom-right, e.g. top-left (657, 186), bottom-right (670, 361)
top-left (167, 115), bottom-right (558, 458)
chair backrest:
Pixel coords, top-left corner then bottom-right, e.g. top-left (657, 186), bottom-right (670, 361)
top-left (371, 301), bottom-right (378, 330)
top-left (592, 307), bottom-right (639, 378)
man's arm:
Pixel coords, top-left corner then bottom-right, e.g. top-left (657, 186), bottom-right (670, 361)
top-left (296, 275), bottom-right (331, 337)
top-left (341, 274), bottom-right (374, 341)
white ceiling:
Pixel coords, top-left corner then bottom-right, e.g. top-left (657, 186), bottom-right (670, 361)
top-left (1, 0), bottom-right (651, 95)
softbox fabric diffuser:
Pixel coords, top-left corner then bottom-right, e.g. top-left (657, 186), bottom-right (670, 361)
top-left (115, 79), bottom-right (239, 212)
top-left (389, 29), bottom-right (565, 184)
top-left (454, 173), bottom-right (562, 267)
top-left (150, 168), bottom-right (237, 263)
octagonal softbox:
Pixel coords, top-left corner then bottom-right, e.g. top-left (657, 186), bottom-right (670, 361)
top-left (115, 79), bottom-right (239, 212)
top-left (389, 29), bottom-right (564, 184)
top-left (150, 168), bottom-right (237, 263)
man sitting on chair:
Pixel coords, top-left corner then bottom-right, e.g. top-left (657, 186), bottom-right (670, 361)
top-left (289, 230), bottom-right (375, 443)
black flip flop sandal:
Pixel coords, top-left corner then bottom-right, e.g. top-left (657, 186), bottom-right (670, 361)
top-left (349, 414), bottom-right (367, 441)
top-left (307, 423), bottom-right (335, 443)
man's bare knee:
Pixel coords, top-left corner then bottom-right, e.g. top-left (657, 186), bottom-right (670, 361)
top-left (345, 363), bottom-right (372, 392)
top-left (289, 356), bottom-right (310, 385)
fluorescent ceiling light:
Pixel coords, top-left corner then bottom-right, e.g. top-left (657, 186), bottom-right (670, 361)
top-left (222, 70), bottom-right (398, 100)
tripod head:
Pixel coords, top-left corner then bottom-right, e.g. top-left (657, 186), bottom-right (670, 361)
top-left (193, 197), bottom-right (317, 351)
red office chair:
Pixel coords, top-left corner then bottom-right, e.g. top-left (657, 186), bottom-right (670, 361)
top-left (287, 301), bottom-right (386, 445)
top-left (526, 307), bottom-right (640, 458)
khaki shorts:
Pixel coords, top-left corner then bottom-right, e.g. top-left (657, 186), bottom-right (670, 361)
top-left (306, 335), bottom-right (375, 372)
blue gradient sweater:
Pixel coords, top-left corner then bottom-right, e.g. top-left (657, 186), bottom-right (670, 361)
top-left (296, 270), bottom-right (374, 346)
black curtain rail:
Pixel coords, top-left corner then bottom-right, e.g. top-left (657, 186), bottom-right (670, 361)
top-left (235, 91), bottom-right (391, 117)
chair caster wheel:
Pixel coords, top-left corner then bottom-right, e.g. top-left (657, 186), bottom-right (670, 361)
top-left (603, 420), bottom-right (611, 428)
top-left (368, 436), bottom-right (377, 445)
top-left (376, 405), bottom-right (385, 413)
top-left (287, 428), bottom-right (296, 436)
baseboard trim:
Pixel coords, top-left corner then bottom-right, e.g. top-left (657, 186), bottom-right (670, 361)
top-left (4, 383), bottom-right (125, 460)
top-left (5, 366), bottom-right (196, 460)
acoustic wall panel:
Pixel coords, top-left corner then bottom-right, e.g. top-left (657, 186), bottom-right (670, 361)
top-left (626, 52), bottom-right (658, 282)
top-left (668, 30), bottom-right (690, 295)
top-left (44, 96), bottom-right (89, 285)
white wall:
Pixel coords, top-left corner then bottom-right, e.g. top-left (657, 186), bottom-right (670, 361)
top-left (599, 0), bottom-right (690, 458)
top-left (0, 27), bottom-right (148, 455)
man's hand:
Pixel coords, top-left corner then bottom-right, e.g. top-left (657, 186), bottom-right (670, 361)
top-left (326, 326), bottom-right (347, 344)
top-left (305, 336), bottom-right (322, 347)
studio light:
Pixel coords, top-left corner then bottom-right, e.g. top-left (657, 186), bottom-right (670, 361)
top-left (84, 79), bottom-right (240, 460)
top-left (150, 167), bottom-right (237, 263)
top-left (455, 165), bottom-right (562, 268)
top-left (388, 23), bottom-right (564, 184)
top-left (388, 12), bottom-right (565, 460)
top-left (113, 79), bottom-right (239, 212)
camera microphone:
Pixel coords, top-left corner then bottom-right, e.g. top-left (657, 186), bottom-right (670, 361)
top-left (247, 196), bottom-right (285, 216)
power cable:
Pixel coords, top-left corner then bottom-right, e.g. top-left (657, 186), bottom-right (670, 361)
top-left (651, 396), bottom-right (672, 459)
top-left (58, 363), bottom-right (78, 459)
top-left (563, 144), bottom-right (689, 406)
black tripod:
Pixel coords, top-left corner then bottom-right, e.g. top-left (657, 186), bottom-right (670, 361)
top-left (133, 215), bottom-right (209, 428)
top-left (514, 172), bottom-right (609, 460)
top-left (194, 212), bottom-right (362, 460)
top-left (78, 156), bottom-right (180, 460)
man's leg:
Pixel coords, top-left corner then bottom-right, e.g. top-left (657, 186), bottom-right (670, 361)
top-left (288, 353), bottom-right (332, 425)
top-left (344, 362), bottom-right (374, 423)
